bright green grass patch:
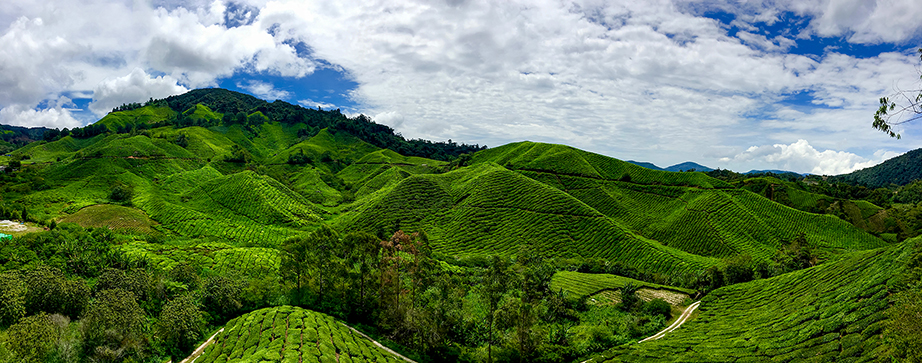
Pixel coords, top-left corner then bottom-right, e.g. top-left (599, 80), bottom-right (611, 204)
top-left (95, 105), bottom-right (175, 131)
top-left (183, 103), bottom-right (223, 122)
top-left (197, 306), bottom-right (404, 363)
top-left (58, 204), bottom-right (158, 233)
top-left (551, 271), bottom-right (696, 299)
top-left (589, 240), bottom-right (917, 362)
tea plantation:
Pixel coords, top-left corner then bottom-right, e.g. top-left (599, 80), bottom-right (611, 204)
top-left (198, 306), bottom-right (406, 363)
top-left (587, 239), bottom-right (918, 362)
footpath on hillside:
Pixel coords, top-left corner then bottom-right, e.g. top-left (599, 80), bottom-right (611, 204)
top-left (639, 301), bottom-right (701, 343)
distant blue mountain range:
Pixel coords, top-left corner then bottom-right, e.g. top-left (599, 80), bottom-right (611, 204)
top-left (627, 160), bottom-right (809, 176)
top-left (627, 160), bottom-right (713, 172)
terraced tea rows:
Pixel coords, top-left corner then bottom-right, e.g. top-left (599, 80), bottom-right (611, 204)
top-left (338, 163), bottom-right (719, 276)
top-left (58, 204), bottom-right (157, 233)
top-left (198, 306), bottom-right (405, 363)
top-left (589, 240), bottom-right (916, 362)
top-left (120, 241), bottom-right (280, 276)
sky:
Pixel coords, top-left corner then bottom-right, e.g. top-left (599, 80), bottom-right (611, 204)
top-left (2, 0), bottom-right (922, 175)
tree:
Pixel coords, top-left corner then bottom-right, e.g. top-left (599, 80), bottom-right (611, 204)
top-left (201, 274), bottom-right (243, 322)
top-left (478, 255), bottom-right (513, 363)
top-left (0, 272), bottom-right (27, 326)
top-left (159, 294), bottom-right (205, 360)
top-left (22, 265), bottom-right (89, 319)
top-left (281, 235), bottom-right (312, 305)
top-left (6, 313), bottom-right (56, 363)
top-left (341, 231), bottom-right (381, 317)
top-left (82, 289), bottom-right (146, 362)
top-left (873, 48), bottom-right (922, 139)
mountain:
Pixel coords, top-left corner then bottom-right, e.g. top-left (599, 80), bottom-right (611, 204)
top-left (663, 161), bottom-right (713, 172)
top-left (836, 148), bottom-right (922, 187)
top-left (626, 160), bottom-right (664, 171)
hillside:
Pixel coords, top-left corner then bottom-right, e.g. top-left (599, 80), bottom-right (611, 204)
top-left (589, 239), bottom-right (919, 362)
top-left (197, 306), bottom-right (406, 363)
top-left (836, 148), bottom-right (921, 187)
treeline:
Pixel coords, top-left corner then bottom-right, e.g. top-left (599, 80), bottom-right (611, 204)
top-left (164, 89), bottom-right (486, 161)
top-left (278, 226), bottom-right (674, 362)
top-left (39, 89), bottom-right (485, 162)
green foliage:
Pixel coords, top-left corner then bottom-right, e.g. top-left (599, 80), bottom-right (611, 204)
top-left (6, 313), bottom-right (56, 363)
top-left (82, 289), bottom-right (146, 362)
top-left (21, 265), bottom-right (90, 319)
top-left (642, 299), bottom-right (672, 319)
top-left (108, 182), bottom-right (134, 204)
top-left (158, 293), bottom-right (205, 359)
top-left (0, 272), bottom-right (27, 326)
top-left (168, 261), bottom-right (201, 291)
top-left (202, 275), bottom-right (244, 322)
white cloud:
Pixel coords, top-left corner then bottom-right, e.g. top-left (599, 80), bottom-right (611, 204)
top-left (298, 99), bottom-right (336, 110)
top-left (0, 0), bottom-right (315, 125)
top-left (238, 80), bottom-right (289, 100)
top-left (89, 68), bottom-right (188, 115)
top-left (145, 4), bottom-right (315, 87)
top-left (720, 139), bottom-right (902, 175)
top-left (0, 103), bottom-right (81, 129)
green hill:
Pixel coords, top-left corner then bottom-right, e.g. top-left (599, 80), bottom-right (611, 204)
top-left (589, 240), bottom-right (918, 362)
top-left (467, 142), bottom-right (885, 264)
top-left (197, 306), bottom-right (406, 363)
top-left (836, 148), bottom-right (921, 187)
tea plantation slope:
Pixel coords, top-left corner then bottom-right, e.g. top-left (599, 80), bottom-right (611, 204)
top-left (589, 240), bottom-right (919, 363)
top-left (197, 306), bottom-right (406, 363)
top-left (565, 180), bottom-right (885, 260)
top-left (135, 169), bottom-right (322, 246)
top-left (472, 141), bottom-right (731, 188)
top-left (338, 163), bottom-right (718, 276)
top-left (473, 142), bottom-right (885, 261)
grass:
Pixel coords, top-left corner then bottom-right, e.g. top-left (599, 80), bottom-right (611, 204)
top-left (58, 204), bottom-right (157, 233)
top-left (197, 306), bottom-right (405, 363)
top-left (587, 240), bottom-right (918, 362)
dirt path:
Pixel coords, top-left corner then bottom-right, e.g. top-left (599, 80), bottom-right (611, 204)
top-left (639, 301), bottom-right (700, 343)
top-left (168, 328), bottom-right (224, 363)
top-left (339, 322), bottom-right (418, 363)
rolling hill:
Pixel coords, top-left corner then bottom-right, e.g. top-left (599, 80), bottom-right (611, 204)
top-left (836, 148), bottom-right (920, 187)
top-left (197, 306), bottom-right (407, 363)
top-left (589, 239), bottom-right (918, 362)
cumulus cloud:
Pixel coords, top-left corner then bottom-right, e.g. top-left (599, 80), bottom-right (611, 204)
top-left (238, 80), bottom-right (289, 100)
top-left (0, 0), bottom-right (315, 126)
top-left (720, 139), bottom-right (902, 175)
top-left (89, 68), bottom-right (188, 115)
top-left (0, 103), bottom-right (81, 129)
top-left (1, 0), bottom-right (921, 171)
top-left (145, 5), bottom-right (315, 87)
